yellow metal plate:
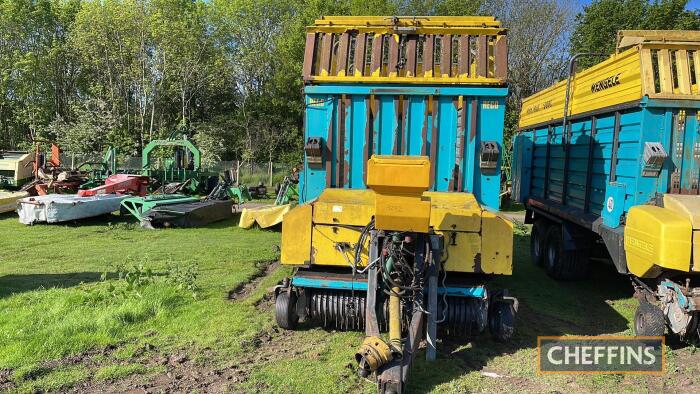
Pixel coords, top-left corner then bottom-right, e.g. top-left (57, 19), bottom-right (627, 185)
top-left (373, 194), bottom-right (431, 233)
top-left (424, 191), bottom-right (482, 232)
top-left (312, 189), bottom-right (374, 226)
top-left (281, 204), bottom-right (312, 265)
top-left (437, 231), bottom-right (482, 273)
top-left (519, 47), bottom-right (642, 128)
top-left (311, 224), bottom-right (369, 267)
top-left (366, 155), bottom-right (431, 192)
top-left (663, 194), bottom-right (700, 229)
top-left (624, 205), bottom-right (692, 278)
top-left (479, 211), bottom-right (513, 275)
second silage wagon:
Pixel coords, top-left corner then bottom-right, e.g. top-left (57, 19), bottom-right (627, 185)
top-left (513, 30), bottom-right (700, 339)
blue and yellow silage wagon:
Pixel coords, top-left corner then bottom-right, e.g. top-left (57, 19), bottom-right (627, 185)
top-left (275, 16), bottom-right (516, 393)
top-left (513, 30), bottom-right (700, 339)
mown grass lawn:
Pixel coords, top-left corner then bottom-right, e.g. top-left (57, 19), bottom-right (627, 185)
top-left (0, 212), bottom-right (289, 393)
top-left (0, 212), bottom-right (698, 393)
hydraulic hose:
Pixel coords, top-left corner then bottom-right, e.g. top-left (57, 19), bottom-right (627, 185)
top-left (389, 286), bottom-right (402, 356)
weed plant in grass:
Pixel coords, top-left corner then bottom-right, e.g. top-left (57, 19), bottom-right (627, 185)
top-left (0, 213), bottom-right (284, 392)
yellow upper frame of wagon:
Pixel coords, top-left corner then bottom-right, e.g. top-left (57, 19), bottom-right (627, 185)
top-left (302, 16), bottom-right (508, 85)
top-left (519, 30), bottom-right (700, 129)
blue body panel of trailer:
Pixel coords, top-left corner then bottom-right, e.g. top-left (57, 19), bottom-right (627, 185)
top-left (299, 84), bottom-right (508, 210)
top-left (513, 98), bottom-right (700, 230)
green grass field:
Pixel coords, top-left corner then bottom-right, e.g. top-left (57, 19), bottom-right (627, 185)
top-left (0, 213), bottom-right (698, 393)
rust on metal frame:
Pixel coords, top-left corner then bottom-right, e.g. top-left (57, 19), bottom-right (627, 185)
top-left (301, 17), bottom-right (508, 84)
top-left (393, 97), bottom-right (401, 155)
top-left (458, 35), bottom-right (470, 76)
top-left (421, 96), bottom-right (430, 156)
top-left (405, 36), bottom-right (417, 77)
top-left (453, 96), bottom-right (466, 192)
top-left (325, 110), bottom-right (334, 188)
top-left (302, 33), bottom-right (316, 80)
top-left (469, 98), bottom-right (478, 141)
top-left (440, 34), bottom-right (453, 77)
top-left (336, 33), bottom-right (351, 76)
top-left (342, 96), bottom-right (351, 187)
top-left (430, 97), bottom-right (439, 187)
top-left (337, 94), bottom-right (347, 187)
top-left (320, 33), bottom-right (333, 76)
top-left (370, 34), bottom-right (383, 76)
top-left (388, 35), bottom-right (400, 77)
top-left (372, 95), bottom-right (380, 155)
top-left (494, 35), bottom-right (508, 79)
top-left (477, 35), bottom-right (488, 77)
top-left (363, 95), bottom-right (373, 181)
top-left (401, 96), bottom-right (409, 155)
top-left (424, 35), bottom-right (435, 77)
top-left (354, 33), bottom-right (367, 76)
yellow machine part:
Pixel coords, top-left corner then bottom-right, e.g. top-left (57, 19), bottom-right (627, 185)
top-left (280, 189), bottom-right (514, 275)
top-left (280, 204), bottom-right (312, 265)
top-left (662, 194), bottom-right (700, 272)
top-left (311, 224), bottom-right (370, 266)
top-left (239, 204), bottom-right (291, 229)
top-left (518, 30), bottom-right (700, 129)
top-left (425, 191), bottom-right (481, 232)
top-left (366, 155), bottom-right (431, 233)
top-left (0, 191), bottom-right (28, 214)
top-left (624, 205), bottom-right (692, 278)
top-left (312, 189), bottom-right (375, 226)
top-left (480, 210), bottom-right (514, 275)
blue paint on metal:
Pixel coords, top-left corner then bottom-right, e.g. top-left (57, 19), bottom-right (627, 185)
top-left (514, 99), bottom-right (700, 230)
top-left (436, 286), bottom-right (486, 298)
top-left (291, 276), bottom-right (368, 291)
top-left (300, 83), bottom-right (508, 210)
top-left (661, 280), bottom-right (696, 311)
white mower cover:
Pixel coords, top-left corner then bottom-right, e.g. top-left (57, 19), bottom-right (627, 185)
top-left (17, 194), bottom-right (126, 224)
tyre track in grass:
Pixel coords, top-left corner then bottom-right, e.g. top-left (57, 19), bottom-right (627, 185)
top-left (56, 261), bottom-right (304, 393)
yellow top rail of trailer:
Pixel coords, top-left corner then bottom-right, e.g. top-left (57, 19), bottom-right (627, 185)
top-left (519, 30), bottom-right (700, 129)
top-left (302, 16), bottom-right (508, 85)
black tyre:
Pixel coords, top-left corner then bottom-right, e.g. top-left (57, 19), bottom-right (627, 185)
top-left (489, 302), bottom-right (516, 342)
top-left (275, 291), bottom-right (299, 330)
top-left (544, 225), bottom-right (589, 280)
top-left (530, 220), bottom-right (548, 266)
top-left (634, 301), bottom-right (665, 336)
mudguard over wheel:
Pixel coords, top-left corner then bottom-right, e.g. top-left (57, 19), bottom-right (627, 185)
top-left (634, 301), bottom-right (665, 336)
top-left (544, 225), bottom-right (589, 280)
top-left (275, 291), bottom-right (299, 330)
top-left (489, 302), bottom-right (516, 342)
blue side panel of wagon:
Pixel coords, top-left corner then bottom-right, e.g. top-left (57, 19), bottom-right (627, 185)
top-left (299, 84), bottom-right (508, 210)
top-left (513, 98), bottom-right (700, 230)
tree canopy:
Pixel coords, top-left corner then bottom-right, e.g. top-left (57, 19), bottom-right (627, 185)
top-left (571, 0), bottom-right (700, 68)
top-left (0, 0), bottom-right (696, 163)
